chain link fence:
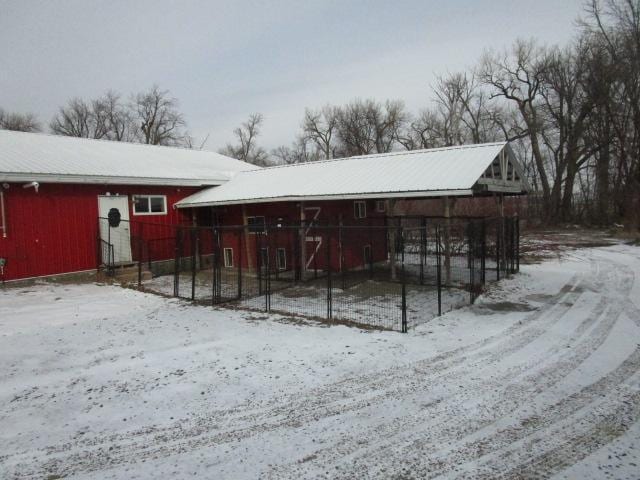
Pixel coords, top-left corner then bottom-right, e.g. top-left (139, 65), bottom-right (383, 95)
top-left (99, 216), bottom-right (519, 332)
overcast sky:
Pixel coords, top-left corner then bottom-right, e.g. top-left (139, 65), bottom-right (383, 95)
top-left (1, 0), bottom-right (586, 151)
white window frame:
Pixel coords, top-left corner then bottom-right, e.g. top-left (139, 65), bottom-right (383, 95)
top-left (247, 216), bottom-right (266, 234)
top-left (375, 200), bottom-right (386, 213)
top-left (354, 201), bottom-right (367, 219)
top-left (276, 247), bottom-right (286, 270)
top-left (132, 195), bottom-right (167, 216)
top-left (223, 248), bottom-right (233, 268)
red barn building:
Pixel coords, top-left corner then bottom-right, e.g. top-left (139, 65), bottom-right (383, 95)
top-left (0, 131), bottom-right (529, 284)
top-left (0, 130), bottom-right (253, 282)
top-left (176, 142), bottom-right (530, 275)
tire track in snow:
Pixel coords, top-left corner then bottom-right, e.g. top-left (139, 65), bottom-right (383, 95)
top-left (473, 384), bottom-right (640, 479)
top-left (265, 254), bottom-right (634, 478)
top-left (338, 251), bottom-right (640, 479)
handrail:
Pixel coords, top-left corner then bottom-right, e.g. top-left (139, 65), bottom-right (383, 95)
top-left (99, 238), bottom-right (115, 271)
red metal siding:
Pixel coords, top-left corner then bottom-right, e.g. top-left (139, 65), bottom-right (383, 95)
top-left (208, 199), bottom-right (387, 271)
top-left (0, 183), bottom-right (198, 281)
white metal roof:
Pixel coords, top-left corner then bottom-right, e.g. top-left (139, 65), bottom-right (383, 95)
top-left (0, 130), bottom-right (255, 186)
top-left (177, 142), bottom-right (524, 208)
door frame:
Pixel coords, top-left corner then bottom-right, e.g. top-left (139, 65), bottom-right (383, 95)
top-left (98, 195), bottom-right (132, 265)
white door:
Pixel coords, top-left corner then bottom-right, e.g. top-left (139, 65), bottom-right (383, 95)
top-left (98, 195), bottom-right (132, 264)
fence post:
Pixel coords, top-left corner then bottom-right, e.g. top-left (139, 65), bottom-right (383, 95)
top-left (339, 223), bottom-right (346, 290)
top-left (468, 221), bottom-right (475, 304)
top-left (266, 228), bottom-right (271, 312)
top-left (138, 222), bottom-right (143, 289)
top-left (190, 228), bottom-right (197, 301)
top-left (399, 218), bottom-right (405, 264)
top-left (401, 235), bottom-right (408, 333)
top-left (257, 233), bottom-right (262, 295)
top-left (436, 224), bottom-right (442, 316)
top-left (420, 216), bottom-right (426, 285)
top-left (516, 216), bottom-right (520, 273)
top-left (96, 217), bottom-right (101, 271)
top-left (211, 229), bottom-right (216, 305)
top-left (237, 229), bottom-right (243, 300)
top-left (173, 227), bottom-right (181, 297)
top-left (507, 218), bottom-right (512, 274)
top-left (214, 228), bottom-right (223, 306)
top-left (326, 234), bottom-right (332, 320)
top-left (147, 238), bottom-right (152, 272)
top-left (107, 222), bottom-right (112, 276)
top-left (368, 221), bottom-right (374, 278)
top-left (293, 227), bottom-right (299, 282)
top-left (496, 219), bottom-right (501, 281)
top-left (481, 218), bottom-right (486, 285)
top-left (511, 218), bottom-right (516, 274)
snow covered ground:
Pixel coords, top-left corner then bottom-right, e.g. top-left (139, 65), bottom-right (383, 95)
top-left (1, 240), bottom-right (639, 478)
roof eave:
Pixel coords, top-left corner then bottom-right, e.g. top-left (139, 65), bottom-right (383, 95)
top-left (175, 189), bottom-right (476, 208)
top-left (0, 172), bottom-right (227, 187)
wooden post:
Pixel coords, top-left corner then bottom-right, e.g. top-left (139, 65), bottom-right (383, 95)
top-left (242, 205), bottom-right (253, 273)
top-left (387, 199), bottom-right (397, 281)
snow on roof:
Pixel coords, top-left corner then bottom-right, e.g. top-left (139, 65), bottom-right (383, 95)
top-left (176, 142), bottom-right (519, 207)
top-left (0, 130), bottom-right (256, 186)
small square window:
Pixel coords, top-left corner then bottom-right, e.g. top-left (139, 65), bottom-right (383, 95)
top-left (376, 200), bottom-right (386, 213)
top-left (354, 201), bottom-right (366, 219)
top-left (276, 248), bottom-right (286, 270)
top-left (134, 196), bottom-right (149, 213)
top-left (223, 248), bottom-right (233, 268)
top-left (150, 196), bottom-right (164, 213)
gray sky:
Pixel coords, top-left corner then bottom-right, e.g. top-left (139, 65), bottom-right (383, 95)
top-left (1, 0), bottom-right (586, 151)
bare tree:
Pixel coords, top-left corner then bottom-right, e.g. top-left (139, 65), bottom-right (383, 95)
top-left (582, 0), bottom-right (640, 228)
top-left (335, 99), bottom-right (407, 156)
top-left (431, 74), bottom-right (467, 146)
top-left (399, 109), bottom-right (446, 150)
top-left (272, 136), bottom-right (321, 165)
top-left (219, 113), bottom-right (270, 166)
top-left (481, 39), bottom-right (552, 214)
top-left (0, 108), bottom-right (40, 132)
top-left (50, 98), bottom-right (96, 138)
top-left (302, 105), bottom-right (339, 159)
top-left (399, 72), bottom-right (511, 151)
top-left (50, 92), bottom-right (133, 140)
top-left (131, 85), bottom-right (189, 146)
top-left (540, 42), bottom-right (596, 220)
top-left (100, 91), bottom-right (134, 141)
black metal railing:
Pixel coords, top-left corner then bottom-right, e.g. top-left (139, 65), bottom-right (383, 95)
top-left (98, 238), bottom-right (114, 275)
